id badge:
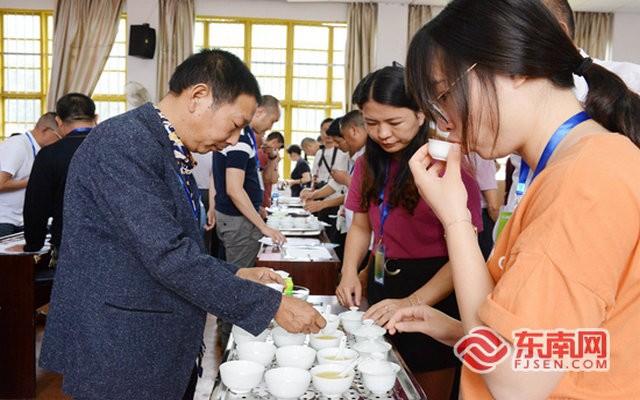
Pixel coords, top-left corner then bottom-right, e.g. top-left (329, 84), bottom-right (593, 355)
top-left (493, 199), bottom-right (518, 242)
top-left (373, 239), bottom-right (385, 286)
top-left (257, 170), bottom-right (265, 191)
top-left (493, 208), bottom-right (512, 241)
top-left (198, 200), bottom-right (207, 232)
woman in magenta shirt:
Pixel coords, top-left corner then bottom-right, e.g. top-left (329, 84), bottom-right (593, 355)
top-left (336, 66), bottom-right (482, 400)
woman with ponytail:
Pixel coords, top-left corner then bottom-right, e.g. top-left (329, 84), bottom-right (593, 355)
top-left (386, 0), bottom-right (640, 399)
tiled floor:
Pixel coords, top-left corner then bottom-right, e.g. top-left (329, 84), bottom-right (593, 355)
top-left (34, 313), bottom-right (223, 400)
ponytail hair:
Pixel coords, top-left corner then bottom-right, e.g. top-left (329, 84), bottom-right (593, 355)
top-left (579, 61), bottom-right (640, 147)
top-left (406, 0), bottom-right (640, 150)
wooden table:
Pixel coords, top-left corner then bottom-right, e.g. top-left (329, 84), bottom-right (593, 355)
top-left (255, 233), bottom-right (341, 295)
top-left (0, 233), bottom-right (51, 399)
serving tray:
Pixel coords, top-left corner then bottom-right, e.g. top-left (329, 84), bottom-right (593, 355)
top-left (211, 328), bottom-right (426, 400)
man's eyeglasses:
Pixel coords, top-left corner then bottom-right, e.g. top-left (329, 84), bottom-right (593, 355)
top-left (46, 127), bottom-right (63, 140)
top-left (428, 62), bottom-right (478, 124)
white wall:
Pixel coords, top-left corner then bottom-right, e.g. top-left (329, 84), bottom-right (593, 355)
top-left (374, 5), bottom-right (443, 68)
top-left (375, 3), bottom-right (408, 69)
top-left (195, 0), bottom-right (347, 21)
top-left (611, 13), bottom-right (640, 64)
top-left (126, 1), bottom-right (160, 102)
top-left (2, 0), bottom-right (55, 9)
top-left (2, 0), bottom-right (640, 97)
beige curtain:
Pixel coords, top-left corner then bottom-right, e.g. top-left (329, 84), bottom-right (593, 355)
top-left (345, 2), bottom-right (377, 111)
top-left (47, 0), bottom-right (125, 111)
top-left (156, 0), bottom-right (195, 99)
top-left (575, 12), bottom-right (613, 60)
top-left (407, 4), bottom-right (431, 44)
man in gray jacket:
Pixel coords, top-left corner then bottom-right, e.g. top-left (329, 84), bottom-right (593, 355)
top-left (39, 49), bottom-right (325, 399)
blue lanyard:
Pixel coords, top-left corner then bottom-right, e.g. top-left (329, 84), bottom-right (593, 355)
top-left (67, 127), bottom-right (92, 136)
top-left (154, 106), bottom-right (200, 221)
top-left (378, 163), bottom-right (391, 238)
top-left (246, 126), bottom-right (261, 171)
top-left (24, 132), bottom-right (37, 158)
top-left (348, 159), bottom-right (356, 175)
top-left (176, 172), bottom-right (202, 220)
top-left (516, 111), bottom-right (591, 197)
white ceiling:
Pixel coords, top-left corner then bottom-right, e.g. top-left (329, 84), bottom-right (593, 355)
top-left (284, 0), bottom-right (640, 13)
top-left (418, 0), bottom-right (640, 12)
top-left (569, 0), bottom-right (640, 12)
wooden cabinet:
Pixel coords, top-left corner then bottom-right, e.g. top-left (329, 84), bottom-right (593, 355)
top-left (255, 234), bottom-right (341, 295)
top-left (0, 238), bottom-right (52, 399)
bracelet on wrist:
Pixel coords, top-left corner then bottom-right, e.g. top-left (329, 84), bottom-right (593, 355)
top-left (443, 218), bottom-right (477, 238)
top-left (408, 293), bottom-right (422, 307)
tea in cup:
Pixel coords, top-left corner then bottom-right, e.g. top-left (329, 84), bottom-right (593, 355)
top-left (309, 330), bottom-right (344, 351)
top-left (310, 363), bottom-right (355, 399)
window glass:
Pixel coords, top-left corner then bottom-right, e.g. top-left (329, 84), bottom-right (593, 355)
top-left (195, 17), bottom-right (346, 176)
top-left (4, 98), bottom-right (41, 135)
top-left (1, 12), bottom-right (44, 139)
top-left (0, 11), bottom-right (126, 139)
top-left (94, 101), bottom-right (126, 124)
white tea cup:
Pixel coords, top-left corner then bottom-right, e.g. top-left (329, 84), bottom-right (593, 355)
top-left (428, 138), bottom-right (452, 161)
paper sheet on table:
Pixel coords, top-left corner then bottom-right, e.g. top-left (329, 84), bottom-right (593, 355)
top-left (260, 237), bottom-right (320, 246)
top-left (283, 246), bottom-right (333, 261)
top-left (0, 233), bottom-right (50, 255)
top-left (266, 207), bottom-right (309, 216)
top-left (278, 196), bottom-right (303, 206)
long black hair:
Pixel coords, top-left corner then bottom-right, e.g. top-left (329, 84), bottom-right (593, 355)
top-left (353, 66), bottom-right (429, 214)
top-left (406, 0), bottom-right (640, 149)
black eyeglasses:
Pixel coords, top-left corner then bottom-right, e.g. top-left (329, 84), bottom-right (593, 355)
top-left (428, 63), bottom-right (477, 124)
top-left (46, 126), bottom-right (63, 140)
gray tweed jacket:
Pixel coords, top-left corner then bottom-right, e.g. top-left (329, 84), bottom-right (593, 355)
top-left (40, 102), bottom-right (281, 399)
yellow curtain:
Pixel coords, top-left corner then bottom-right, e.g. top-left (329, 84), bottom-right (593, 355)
top-left (575, 12), bottom-right (613, 60)
top-left (345, 2), bottom-right (377, 112)
top-left (156, 0), bottom-right (195, 99)
top-left (407, 4), bottom-right (431, 44)
top-left (47, 0), bottom-right (125, 111)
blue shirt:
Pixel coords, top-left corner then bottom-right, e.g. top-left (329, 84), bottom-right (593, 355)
top-left (213, 126), bottom-right (263, 216)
